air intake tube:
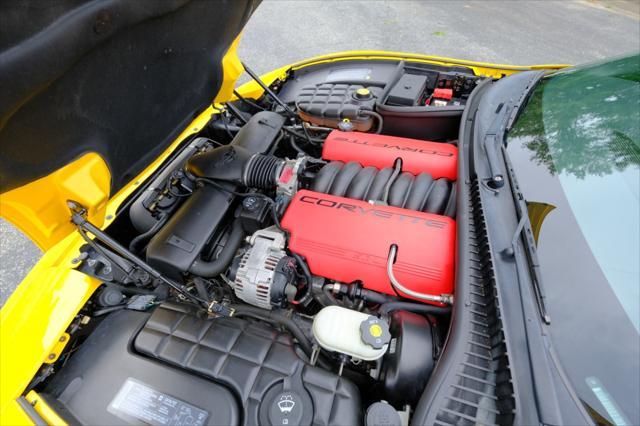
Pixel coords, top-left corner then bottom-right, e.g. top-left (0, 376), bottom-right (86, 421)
top-left (186, 145), bottom-right (284, 190)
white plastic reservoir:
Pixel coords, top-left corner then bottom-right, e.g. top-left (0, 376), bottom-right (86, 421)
top-left (312, 305), bottom-right (389, 361)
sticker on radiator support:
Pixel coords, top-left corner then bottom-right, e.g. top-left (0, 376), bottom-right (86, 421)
top-left (108, 378), bottom-right (209, 426)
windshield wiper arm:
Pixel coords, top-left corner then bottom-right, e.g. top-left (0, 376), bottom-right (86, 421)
top-left (510, 212), bottom-right (551, 324)
top-left (483, 102), bottom-right (512, 189)
top-left (502, 146), bottom-right (551, 324)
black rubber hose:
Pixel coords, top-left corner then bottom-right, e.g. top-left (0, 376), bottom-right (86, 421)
top-left (192, 278), bottom-right (210, 301)
top-left (291, 253), bottom-right (312, 305)
top-left (359, 110), bottom-right (383, 134)
top-left (282, 126), bottom-right (325, 144)
top-left (360, 289), bottom-right (395, 304)
top-left (129, 213), bottom-right (169, 253)
top-left (210, 120), bottom-right (241, 134)
top-left (230, 305), bottom-right (314, 357)
top-left (92, 305), bottom-right (126, 317)
top-left (288, 134), bottom-right (307, 156)
top-left (378, 301), bottom-right (451, 316)
top-left (322, 285), bottom-right (342, 306)
top-left (188, 221), bottom-right (245, 277)
top-left (292, 253), bottom-right (312, 284)
top-left (244, 154), bottom-right (281, 189)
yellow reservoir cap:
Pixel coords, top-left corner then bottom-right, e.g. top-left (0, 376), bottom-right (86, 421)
top-left (369, 324), bottom-right (383, 337)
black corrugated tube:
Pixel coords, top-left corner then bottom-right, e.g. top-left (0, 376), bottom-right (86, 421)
top-left (244, 154), bottom-right (282, 189)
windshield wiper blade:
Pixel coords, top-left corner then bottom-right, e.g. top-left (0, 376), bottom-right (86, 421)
top-left (502, 146), bottom-right (551, 324)
top-left (510, 211), bottom-right (551, 324)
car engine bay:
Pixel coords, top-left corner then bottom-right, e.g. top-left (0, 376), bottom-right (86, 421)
top-left (36, 60), bottom-right (487, 426)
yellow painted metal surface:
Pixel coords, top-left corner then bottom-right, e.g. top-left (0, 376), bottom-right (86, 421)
top-left (287, 50), bottom-right (568, 77)
top-left (25, 391), bottom-right (68, 426)
top-left (0, 230), bottom-right (101, 424)
top-left (213, 34), bottom-right (245, 104)
top-left (0, 153), bottom-right (111, 251)
top-left (43, 332), bottom-right (71, 365)
top-left (0, 47), bottom-right (567, 424)
top-left (1, 400), bottom-right (33, 426)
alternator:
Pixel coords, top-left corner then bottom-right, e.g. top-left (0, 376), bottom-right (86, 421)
top-left (233, 227), bottom-right (297, 309)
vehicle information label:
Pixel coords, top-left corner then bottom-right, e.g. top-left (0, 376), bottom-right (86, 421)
top-left (109, 378), bottom-right (209, 425)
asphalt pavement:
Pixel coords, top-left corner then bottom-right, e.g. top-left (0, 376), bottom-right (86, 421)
top-left (1, 0), bottom-right (638, 306)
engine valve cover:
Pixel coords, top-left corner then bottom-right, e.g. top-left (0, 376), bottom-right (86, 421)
top-left (282, 190), bottom-right (455, 302)
top-left (322, 131), bottom-right (458, 180)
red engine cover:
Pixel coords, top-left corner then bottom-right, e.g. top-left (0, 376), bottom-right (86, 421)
top-left (322, 131), bottom-right (458, 180)
top-left (282, 190), bottom-right (455, 302)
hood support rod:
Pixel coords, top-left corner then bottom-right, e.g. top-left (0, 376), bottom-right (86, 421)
top-left (67, 200), bottom-right (208, 307)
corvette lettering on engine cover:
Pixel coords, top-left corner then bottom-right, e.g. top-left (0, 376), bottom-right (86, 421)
top-left (282, 190), bottom-right (455, 302)
top-left (322, 131), bottom-right (458, 180)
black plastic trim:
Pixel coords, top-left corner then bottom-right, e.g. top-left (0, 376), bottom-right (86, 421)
top-left (411, 78), bottom-right (516, 426)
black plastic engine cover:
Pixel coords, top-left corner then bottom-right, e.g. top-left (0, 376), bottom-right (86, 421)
top-left (135, 302), bottom-right (362, 426)
top-left (44, 309), bottom-right (239, 426)
top-left (145, 111), bottom-right (285, 277)
top-left (146, 184), bottom-right (234, 278)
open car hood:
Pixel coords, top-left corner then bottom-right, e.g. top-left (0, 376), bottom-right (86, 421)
top-left (0, 0), bottom-right (260, 194)
top-left (0, 0), bottom-right (258, 247)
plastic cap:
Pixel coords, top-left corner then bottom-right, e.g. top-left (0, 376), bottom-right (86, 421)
top-left (354, 87), bottom-right (372, 100)
top-left (360, 316), bottom-right (391, 349)
top-left (366, 402), bottom-right (401, 426)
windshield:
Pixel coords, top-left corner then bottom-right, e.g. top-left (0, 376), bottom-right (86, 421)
top-left (507, 55), bottom-right (639, 425)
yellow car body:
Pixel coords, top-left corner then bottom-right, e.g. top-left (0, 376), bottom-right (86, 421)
top-left (0, 22), bottom-right (569, 426)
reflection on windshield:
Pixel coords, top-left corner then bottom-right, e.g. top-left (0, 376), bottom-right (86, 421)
top-left (510, 60), bottom-right (640, 179)
top-left (509, 56), bottom-right (640, 333)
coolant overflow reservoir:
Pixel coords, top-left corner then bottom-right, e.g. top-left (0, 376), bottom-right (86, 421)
top-left (312, 305), bottom-right (390, 361)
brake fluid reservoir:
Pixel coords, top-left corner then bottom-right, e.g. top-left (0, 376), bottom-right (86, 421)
top-left (312, 305), bottom-right (390, 361)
